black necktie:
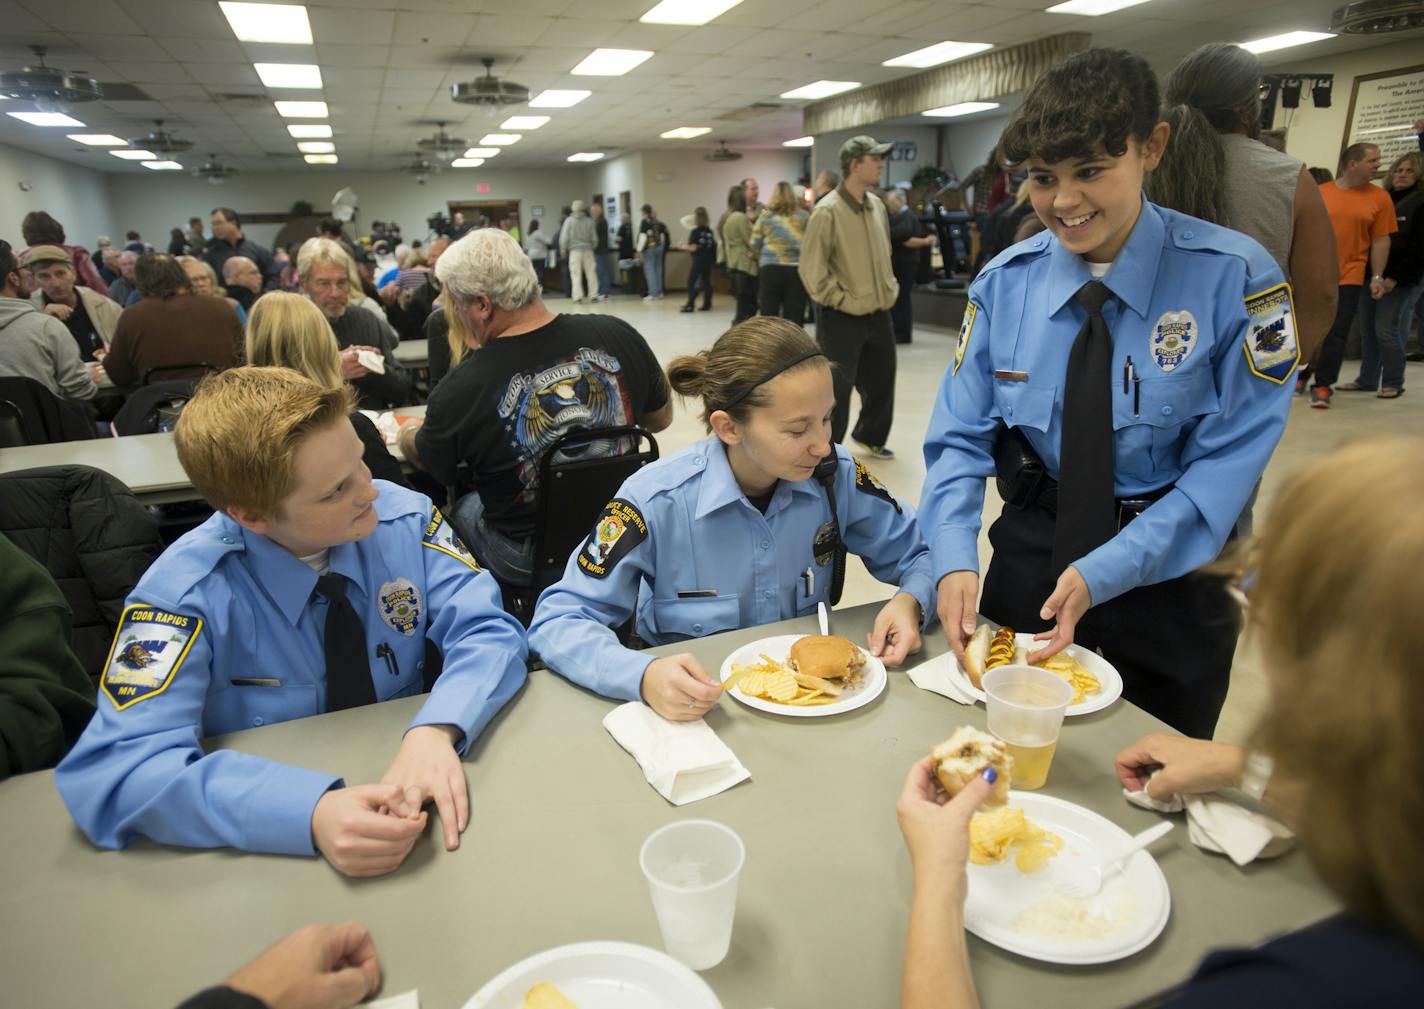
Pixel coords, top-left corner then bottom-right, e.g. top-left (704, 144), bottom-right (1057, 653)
top-left (1053, 281), bottom-right (1117, 577)
top-left (316, 573), bottom-right (376, 711)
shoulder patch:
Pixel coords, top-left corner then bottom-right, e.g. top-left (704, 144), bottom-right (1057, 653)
top-left (100, 604), bottom-right (203, 710)
top-left (953, 303), bottom-right (977, 377)
top-left (422, 507), bottom-right (481, 571)
top-left (1242, 283), bottom-right (1300, 384)
top-left (853, 457), bottom-right (902, 514)
top-left (576, 498), bottom-right (648, 579)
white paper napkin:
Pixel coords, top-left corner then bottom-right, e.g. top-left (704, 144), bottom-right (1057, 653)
top-left (356, 348), bottom-right (387, 374)
top-left (603, 702), bottom-right (751, 805)
top-left (906, 652), bottom-right (974, 705)
top-left (1124, 772), bottom-right (1294, 867)
top-left (367, 989), bottom-right (418, 1008)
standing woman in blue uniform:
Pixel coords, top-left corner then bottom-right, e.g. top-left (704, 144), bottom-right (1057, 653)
top-left (529, 317), bottom-right (936, 721)
top-left (921, 48), bottom-right (1298, 737)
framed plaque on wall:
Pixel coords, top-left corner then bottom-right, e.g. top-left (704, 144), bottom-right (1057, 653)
top-left (1342, 63), bottom-right (1424, 172)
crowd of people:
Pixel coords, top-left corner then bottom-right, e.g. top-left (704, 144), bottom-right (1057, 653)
top-left (2, 39), bottom-right (1423, 1009)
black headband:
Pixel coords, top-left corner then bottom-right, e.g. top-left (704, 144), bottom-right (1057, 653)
top-left (715, 350), bottom-right (827, 413)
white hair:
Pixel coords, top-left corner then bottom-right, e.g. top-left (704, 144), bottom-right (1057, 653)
top-left (435, 228), bottom-right (540, 312)
top-left (296, 237), bottom-right (352, 279)
top-left (883, 188), bottom-right (906, 209)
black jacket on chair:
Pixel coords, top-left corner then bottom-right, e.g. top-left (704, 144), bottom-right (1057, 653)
top-left (0, 466), bottom-right (163, 677)
top-left (0, 376), bottom-right (97, 445)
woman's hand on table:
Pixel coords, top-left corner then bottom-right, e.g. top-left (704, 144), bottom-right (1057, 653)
top-left (896, 756), bottom-right (995, 905)
top-left (381, 724), bottom-right (469, 852)
top-left (1114, 732), bottom-right (1244, 800)
top-left (869, 592), bottom-right (923, 667)
top-left (311, 784), bottom-right (426, 877)
top-left (225, 921), bottom-right (381, 1009)
top-left (642, 654), bottom-right (722, 721)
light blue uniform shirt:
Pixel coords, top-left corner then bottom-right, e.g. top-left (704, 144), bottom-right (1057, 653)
top-left (922, 201), bottom-right (1298, 606)
top-left (56, 480), bottom-right (528, 857)
top-left (528, 436), bottom-right (936, 701)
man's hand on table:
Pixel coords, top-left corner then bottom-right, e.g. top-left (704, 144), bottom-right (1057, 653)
top-left (868, 591), bottom-right (923, 667)
top-left (1027, 565), bottom-right (1091, 663)
top-left (311, 784), bottom-right (426, 877)
top-left (381, 724), bottom-right (468, 851)
top-left (642, 654), bottom-right (722, 721)
top-left (1114, 732), bottom-right (1244, 800)
top-left (224, 921), bottom-right (381, 1009)
top-left (935, 571), bottom-right (979, 666)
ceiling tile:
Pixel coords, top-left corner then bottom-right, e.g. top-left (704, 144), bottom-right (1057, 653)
top-left (180, 62), bottom-right (262, 86)
top-left (307, 7), bottom-right (396, 44)
top-left (156, 38), bottom-right (247, 64)
top-left (392, 12), bottom-right (477, 46)
top-left (18, 0), bottom-right (143, 34)
top-left (66, 34), bottom-right (171, 62)
top-left (115, 0), bottom-right (235, 37)
top-left (318, 44), bottom-right (392, 67)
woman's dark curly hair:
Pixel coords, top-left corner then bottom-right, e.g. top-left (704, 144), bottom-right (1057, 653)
top-left (997, 48), bottom-right (1161, 167)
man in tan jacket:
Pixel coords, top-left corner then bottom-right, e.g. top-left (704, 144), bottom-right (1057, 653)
top-left (23, 245), bottom-right (122, 363)
top-left (799, 135), bottom-right (899, 457)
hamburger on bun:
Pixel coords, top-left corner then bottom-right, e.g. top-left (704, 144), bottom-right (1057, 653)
top-left (788, 635), bottom-right (866, 681)
top-left (932, 726), bottom-right (1012, 806)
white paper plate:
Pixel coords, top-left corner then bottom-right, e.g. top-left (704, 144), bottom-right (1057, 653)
top-left (462, 941), bottom-right (723, 1009)
top-left (718, 633), bottom-right (887, 718)
top-left (946, 629), bottom-right (1122, 716)
top-left (963, 792), bottom-right (1171, 965)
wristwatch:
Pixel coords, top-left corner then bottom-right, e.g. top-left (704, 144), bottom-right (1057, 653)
top-left (1372, 275), bottom-right (1385, 283)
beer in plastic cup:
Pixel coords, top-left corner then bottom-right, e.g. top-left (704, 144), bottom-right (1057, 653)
top-left (983, 665), bottom-right (1074, 790)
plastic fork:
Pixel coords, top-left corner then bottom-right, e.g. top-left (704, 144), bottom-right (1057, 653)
top-left (1053, 821), bottom-right (1174, 898)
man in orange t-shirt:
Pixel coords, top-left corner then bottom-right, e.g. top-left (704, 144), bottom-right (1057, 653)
top-left (1306, 142), bottom-right (1396, 407)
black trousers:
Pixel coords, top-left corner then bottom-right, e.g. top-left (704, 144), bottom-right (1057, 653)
top-left (1308, 284), bottom-right (1364, 388)
top-left (891, 257), bottom-right (917, 343)
top-left (758, 263), bottom-right (807, 321)
top-left (817, 306), bottom-right (896, 446)
top-left (978, 502), bottom-right (1238, 739)
top-left (730, 269), bottom-right (758, 323)
top-left (685, 259), bottom-right (714, 308)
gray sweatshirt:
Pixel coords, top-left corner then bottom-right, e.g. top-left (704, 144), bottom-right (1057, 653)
top-left (0, 297), bottom-right (98, 401)
top-left (560, 212), bottom-right (597, 254)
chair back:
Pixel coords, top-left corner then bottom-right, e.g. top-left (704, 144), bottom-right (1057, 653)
top-left (110, 379), bottom-right (201, 436)
top-left (0, 376), bottom-right (98, 444)
top-left (139, 362), bottom-right (218, 386)
top-left (0, 398), bottom-right (26, 447)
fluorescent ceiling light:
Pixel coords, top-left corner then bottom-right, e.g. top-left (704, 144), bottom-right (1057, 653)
top-left (68, 133), bottom-right (127, 145)
top-left (1046, 0), bottom-right (1154, 14)
top-left (109, 149), bottom-right (156, 160)
top-left (304, 154), bottom-right (338, 164)
top-left (7, 111), bottom-right (86, 127)
top-left (296, 140), bottom-right (335, 153)
top-left (1239, 30), bottom-right (1335, 54)
top-left (254, 63), bottom-right (322, 89)
top-left (480, 133), bottom-right (521, 145)
top-left (783, 136), bottom-right (814, 147)
top-left (274, 100), bottom-right (328, 117)
top-left (922, 101), bottom-right (1000, 117)
top-left (639, 0), bottom-right (744, 25)
top-left (529, 89), bottom-right (591, 108)
top-left (500, 115), bottom-right (549, 130)
top-left (287, 123), bottom-right (332, 138)
top-left (219, 2), bottom-right (313, 43)
top-left (450, 158), bottom-right (485, 167)
top-left (567, 152), bottom-right (605, 161)
top-left (463, 147), bottom-right (499, 158)
top-left (143, 161), bottom-right (184, 170)
top-left (660, 126), bottom-right (711, 139)
top-left (571, 48), bottom-right (653, 76)
top-left (780, 80), bottom-right (859, 100)
top-left (883, 41), bottom-right (992, 68)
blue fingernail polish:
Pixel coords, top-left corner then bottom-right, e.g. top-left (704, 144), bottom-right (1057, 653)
top-left (981, 767), bottom-right (998, 784)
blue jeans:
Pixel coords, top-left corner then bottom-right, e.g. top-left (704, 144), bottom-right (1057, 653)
top-left (452, 492), bottom-right (534, 587)
top-left (642, 246), bottom-right (665, 297)
top-left (1356, 283), bottom-right (1421, 390)
top-left (594, 251), bottom-right (611, 295)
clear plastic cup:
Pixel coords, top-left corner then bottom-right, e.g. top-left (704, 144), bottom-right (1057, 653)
top-left (639, 819), bottom-right (745, 970)
top-left (983, 665), bottom-right (1075, 790)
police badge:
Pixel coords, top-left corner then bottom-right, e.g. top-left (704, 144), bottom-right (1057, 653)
top-left (378, 578), bottom-right (422, 636)
top-left (1149, 309), bottom-right (1198, 373)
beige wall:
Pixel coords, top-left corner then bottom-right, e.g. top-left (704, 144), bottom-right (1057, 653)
top-left (639, 147), bottom-right (806, 242)
top-left (1, 142), bottom-right (116, 249)
top-left (1269, 38), bottom-right (1424, 174)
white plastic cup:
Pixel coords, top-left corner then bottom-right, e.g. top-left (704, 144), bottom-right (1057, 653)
top-left (639, 819), bottom-right (745, 970)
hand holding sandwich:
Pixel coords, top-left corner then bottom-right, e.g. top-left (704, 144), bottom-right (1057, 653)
top-left (642, 654), bottom-right (723, 721)
top-left (897, 756), bottom-right (998, 902)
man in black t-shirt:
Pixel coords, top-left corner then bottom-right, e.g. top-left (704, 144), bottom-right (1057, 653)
top-left (399, 229), bottom-right (672, 586)
top-left (23, 246), bottom-right (122, 362)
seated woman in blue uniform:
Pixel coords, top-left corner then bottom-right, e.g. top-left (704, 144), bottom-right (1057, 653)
top-left (55, 367), bottom-right (528, 877)
top-left (528, 317), bottom-right (936, 722)
top-left (921, 47), bottom-right (1298, 738)
top-left (896, 434), bottom-right (1424, 1007)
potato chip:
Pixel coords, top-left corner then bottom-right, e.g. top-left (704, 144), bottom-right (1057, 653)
top-left (1036, 653), bottom-right (1100, 704)
top-left (970, 807), bottom-right (1062, 872)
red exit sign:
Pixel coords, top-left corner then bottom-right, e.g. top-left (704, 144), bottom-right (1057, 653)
top-left (477, 183), bottom-right (490, 193)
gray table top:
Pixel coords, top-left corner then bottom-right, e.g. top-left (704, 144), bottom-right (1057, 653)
top-left (0, 603), bottom-right (1335, 1009)
top-left (393, 339), bottom-right (429, 367)
top-left (0, 405), bottom-right (428, 503)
